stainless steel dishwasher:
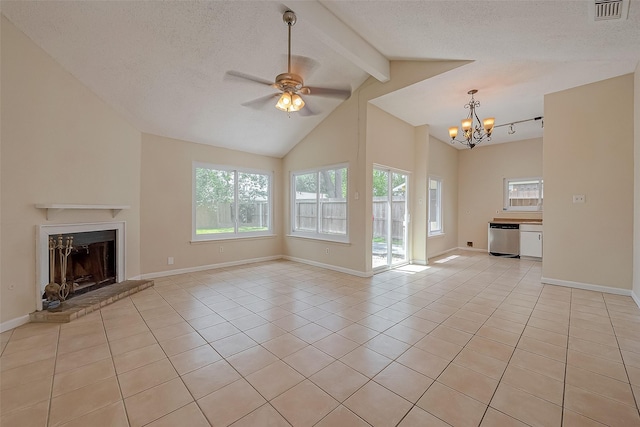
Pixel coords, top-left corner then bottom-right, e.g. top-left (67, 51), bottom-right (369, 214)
top-left (488, 222), bottom-right (520, 257)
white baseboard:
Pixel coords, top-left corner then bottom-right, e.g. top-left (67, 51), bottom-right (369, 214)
top-left (140, 255), bottom-right (283, 280)
top-left (541, 276), bottom-right (633, 296)
top-left (456, 246), bottom-right (488, 253)
top-left (282, 255), bottom-right (372, 278)
top-left (427, 247), bottom-right (459, 260)
top-left (631, 290), bottom-right (640, 309)
top-left (1, 314), bottom-right (30, 333)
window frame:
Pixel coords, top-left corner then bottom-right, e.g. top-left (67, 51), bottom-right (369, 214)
top-left (428, 176), bottom-right (444, 236)
top-left (290, 163), bottom-right (349, 243)
top-left (192, 162), bottom-right (273, 241)
top-left (503, 176), bottom-right (543, 212)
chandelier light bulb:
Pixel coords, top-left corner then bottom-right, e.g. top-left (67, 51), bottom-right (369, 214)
top-left (483, 117), bottom-right (495, 135)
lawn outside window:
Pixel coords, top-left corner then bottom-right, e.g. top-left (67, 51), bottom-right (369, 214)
top-left (193, 162), bottom-right (272, 241)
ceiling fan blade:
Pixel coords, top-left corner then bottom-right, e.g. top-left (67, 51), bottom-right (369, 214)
top-left (299, 100), bottom-right (318, 116)
top-left (301, 86), bottom-right (351, 100)
top-left (299, 107), bottom-right (317, 117)
top-left (241, 94), bottom-right (280, 109)
top-left (279, 3), bottom-right (292, 15)
top-left (281, 55), bottom-right (319, 79)
top-left (224, 71), bottom-right (275, 88)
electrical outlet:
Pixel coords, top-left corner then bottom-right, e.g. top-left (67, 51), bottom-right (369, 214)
top-left (467, 242), bottom-right (473, 247)
top-left (572, 194), bottom-right (586, 204)
top-left (219, 246), bottom-right (224, 253)
top-left (325, 248), bottom-right (330, 255)
top-left (167, 257), bottom-right (174, 265)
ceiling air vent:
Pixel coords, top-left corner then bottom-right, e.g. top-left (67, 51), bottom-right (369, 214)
top-left (593, 0), bottom-right (629, 21)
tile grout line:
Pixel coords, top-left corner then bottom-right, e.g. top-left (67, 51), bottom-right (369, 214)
top-left (559, 287), bottom-right (573, 427)
top-left (99, 305), bottom-right (132, 427)
top-left (45, 324), bottom-right (61, 427)
top-left (603, 294), bottom-right (640, 418)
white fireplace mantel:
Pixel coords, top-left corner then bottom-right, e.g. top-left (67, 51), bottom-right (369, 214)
top-left (35, 204), bottom-right (130, 220)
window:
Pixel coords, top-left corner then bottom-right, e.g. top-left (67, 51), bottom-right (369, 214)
top-left (292, 164), bottom-right (348, 241)
top-left (504, 177), bottom-right (543, 211)
top-left (193, 163), bottom-right (271, 240)
top-left (428, 177), bottom-right (443, 235)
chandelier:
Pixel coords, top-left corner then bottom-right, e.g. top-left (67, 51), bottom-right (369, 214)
top-left (448, 89), bottom-right (495, 149)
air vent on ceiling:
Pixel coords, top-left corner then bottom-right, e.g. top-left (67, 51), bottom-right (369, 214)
top-left (593, 0), bottom-right (629, 21)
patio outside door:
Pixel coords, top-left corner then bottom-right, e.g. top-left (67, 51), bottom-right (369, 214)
top-left (372, 167), bottom-right (408, 270)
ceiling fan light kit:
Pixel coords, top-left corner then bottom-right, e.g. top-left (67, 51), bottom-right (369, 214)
top-left (449, 89), bottom-right (495, 149)
top-left (275, 91), bottom-right (305, 112)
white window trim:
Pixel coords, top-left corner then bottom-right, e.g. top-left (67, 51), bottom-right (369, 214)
top-left (503, 176), bottom-right (543, 212)
top-left (192, 162), bottom-right (273, 241)
top-left (290, 163), bottom-right (349, 243)
top-left (428, 176), bottom-right (444, 236)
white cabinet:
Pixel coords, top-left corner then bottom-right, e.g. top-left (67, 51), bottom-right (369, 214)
top-left (520, 224), bottom-right (542, 259)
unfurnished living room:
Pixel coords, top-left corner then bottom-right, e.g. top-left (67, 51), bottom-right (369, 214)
top-left (2, 1), bottom-right (640, 426)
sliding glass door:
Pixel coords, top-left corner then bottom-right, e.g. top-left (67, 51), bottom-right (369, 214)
top-left (372, 167), bottom-right (408, 270)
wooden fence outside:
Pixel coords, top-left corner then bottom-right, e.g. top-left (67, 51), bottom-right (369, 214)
top-left (373, 199), bottom-right (406, 240)
top-left (295, 199), bottom-right (405, 239)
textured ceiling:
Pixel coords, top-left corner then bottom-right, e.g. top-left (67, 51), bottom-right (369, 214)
top-left (2, 1), bottom-right (640, 156)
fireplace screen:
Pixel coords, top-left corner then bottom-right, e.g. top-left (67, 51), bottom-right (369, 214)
top-left (44, 230), bottom-right (117, 299)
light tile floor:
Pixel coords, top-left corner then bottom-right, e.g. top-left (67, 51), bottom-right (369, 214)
top-left (2, 250), bottom-right (640, 426)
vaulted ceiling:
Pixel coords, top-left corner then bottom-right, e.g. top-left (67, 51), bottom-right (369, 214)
top-left (2, 1), bottom-right (639, 157)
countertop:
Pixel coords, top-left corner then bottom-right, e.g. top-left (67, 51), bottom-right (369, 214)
top-left (491, 218), bottom-right (543, 224)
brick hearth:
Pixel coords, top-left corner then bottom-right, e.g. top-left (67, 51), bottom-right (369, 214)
top-left (29, 279), bottom-right (153, 323)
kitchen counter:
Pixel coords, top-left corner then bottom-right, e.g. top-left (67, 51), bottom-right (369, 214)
top-left (491, 218), bottom-right (542, 224)
top-left (488, 219), bottom-right (543, 260)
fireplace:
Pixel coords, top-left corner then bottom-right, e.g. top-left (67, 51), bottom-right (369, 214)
top-left (37, 222), bottom-right (125, 310)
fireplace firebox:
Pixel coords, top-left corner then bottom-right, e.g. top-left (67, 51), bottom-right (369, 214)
top-left (37, 222), bottom-right (126, 310)
top-left (45, 230), bottom-right (117, 299)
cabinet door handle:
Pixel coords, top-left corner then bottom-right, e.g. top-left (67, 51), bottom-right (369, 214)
top-left (538, 234), bottom-right (541, 240)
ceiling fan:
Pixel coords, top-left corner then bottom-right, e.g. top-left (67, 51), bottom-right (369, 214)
top-left (224, 10), bottom-right (351, 116)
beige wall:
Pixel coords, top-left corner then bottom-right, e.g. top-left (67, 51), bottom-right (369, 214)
top-left (427, 138), bottom-right (459, 258)
top-left (140, 133), bottom-right (283, 275)
top-left (1, 17), bottom-right (142, 325)
top-left (283, 61), bottom-right (466, 274)
top-left (457, 138), bottom-right (543, 250)
top-left (544, 74), bottom-right (634, 290)
top-left (368, 104), bottom-right (416, 171)
top-left (632, 64), bottom-right (640, 298)
top-left (411, 126), bottom-right (429, 264)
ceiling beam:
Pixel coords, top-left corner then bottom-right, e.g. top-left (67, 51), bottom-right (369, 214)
top-left (286, 1), bottom-right (390, 82)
